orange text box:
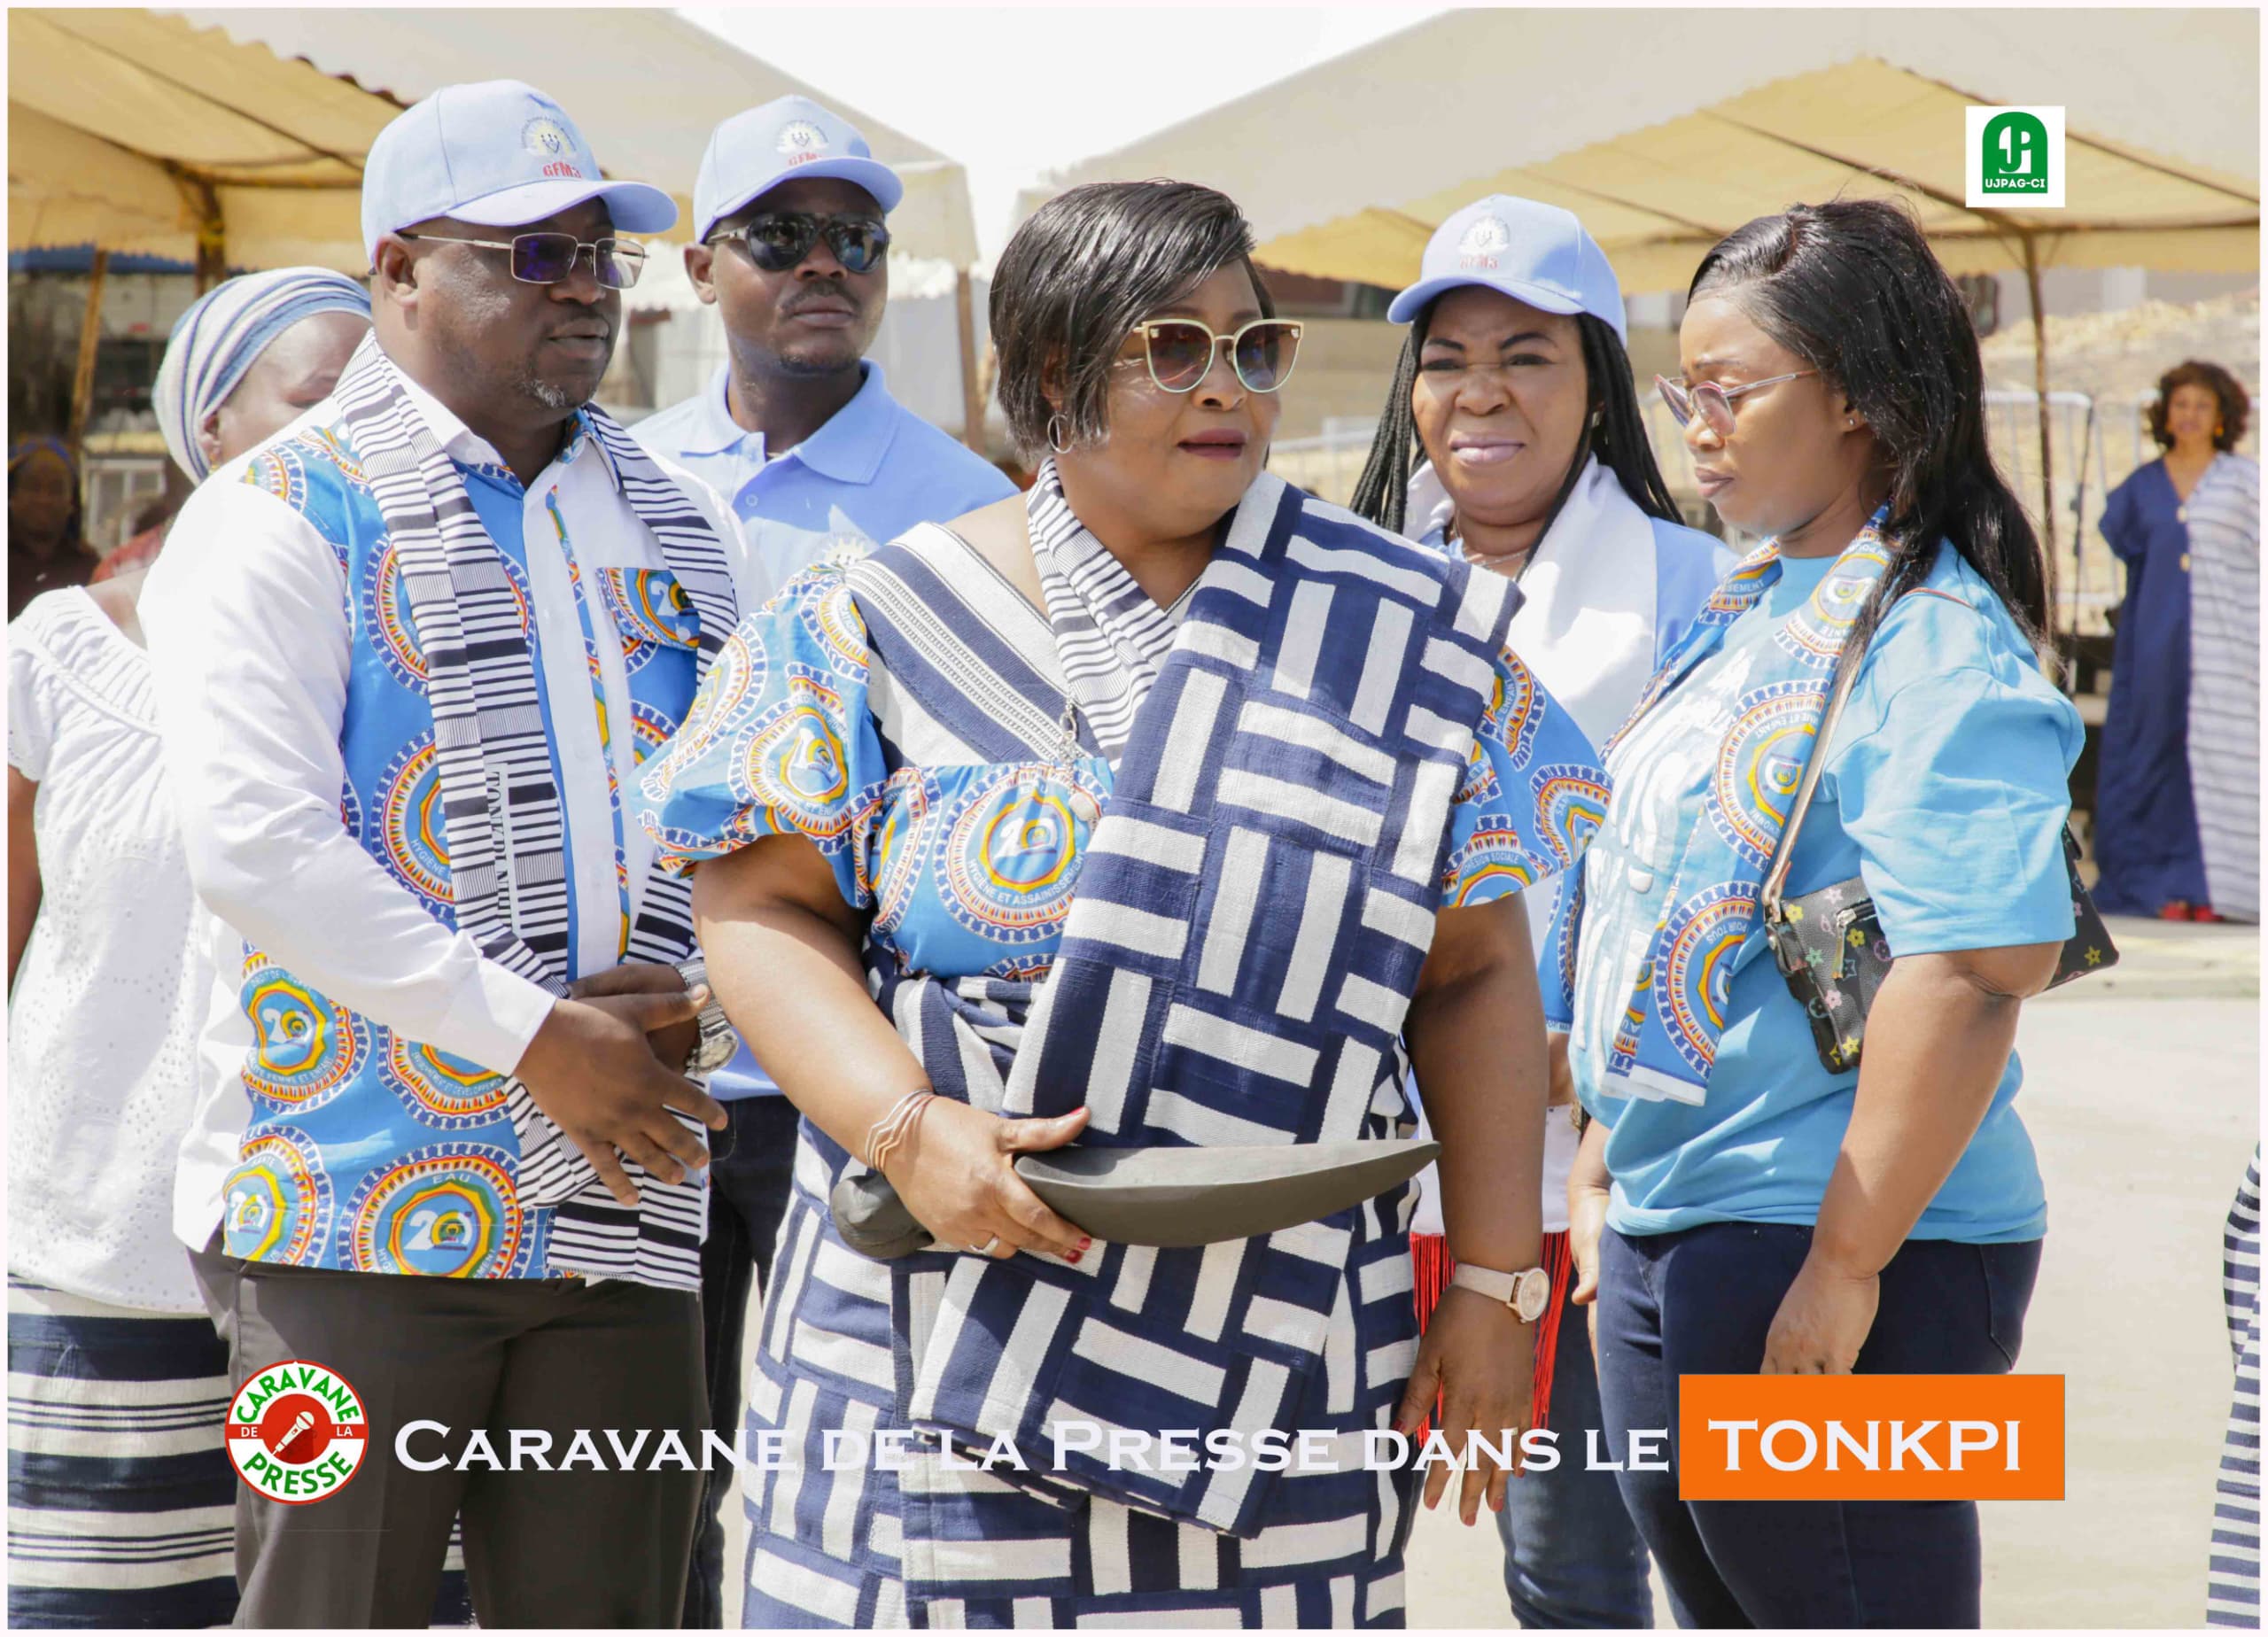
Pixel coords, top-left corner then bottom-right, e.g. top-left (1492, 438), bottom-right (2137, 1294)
top-left (1679, 1374), bottom-right (2064, 1501)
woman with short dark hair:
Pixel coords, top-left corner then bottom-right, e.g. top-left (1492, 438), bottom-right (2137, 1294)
top-left (1560, 198), bottom-right (2080, 1625)
top-left (2093, 359), bottom-right (2258, 922)
top-left (641, 178), bottom-right (1605, 1625)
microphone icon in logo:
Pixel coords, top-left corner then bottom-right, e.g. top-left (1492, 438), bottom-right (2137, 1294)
top-left (273, 1409), bottom-right (317, 1460)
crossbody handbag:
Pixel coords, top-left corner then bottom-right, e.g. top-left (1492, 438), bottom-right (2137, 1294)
top-left (1759, 628), bottom-right (2118, 1075)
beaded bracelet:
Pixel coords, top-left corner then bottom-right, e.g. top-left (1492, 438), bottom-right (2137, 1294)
top-left (865, 1088), bottom-right (936, 1175)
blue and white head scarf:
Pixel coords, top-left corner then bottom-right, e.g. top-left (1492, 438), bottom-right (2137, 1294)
top-left (152, 268), bottom-right (371, 481)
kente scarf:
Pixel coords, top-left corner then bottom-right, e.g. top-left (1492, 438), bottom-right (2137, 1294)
top-left (910, 465), bottom-right (1522, 1533)
top-left (331, 332), bottom-right (738, 1282)
top-left (1546, 510), bottom-right (1891, 1104)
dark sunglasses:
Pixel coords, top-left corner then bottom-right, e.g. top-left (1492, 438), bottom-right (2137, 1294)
top-left (708, 212), bottom-right (890, 275)
top-left (397, 230), bottom-right (647, 290)
top-left (1134, 318), bottom-right (1304, 394)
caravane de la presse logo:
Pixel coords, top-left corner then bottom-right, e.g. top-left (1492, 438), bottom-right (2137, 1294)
top-left (227, 1360), bottom-right (369, 1503)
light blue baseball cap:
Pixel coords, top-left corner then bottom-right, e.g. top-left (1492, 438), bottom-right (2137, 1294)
top-left (360, 80), bottom-right (677, 263)
top-left (692, 96), bottom-right (905, 244)
top-left (1387, 196), bottom-right (1627, 345)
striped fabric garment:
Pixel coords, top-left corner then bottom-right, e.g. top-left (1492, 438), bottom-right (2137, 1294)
top-left (640, 466), bottom-right (1603, 1624)
top-left (2209, 1148), bottom-right (2261, 1626)
top-left (6, 1279), bottom-right (237, 1629)
top-left (2184, 455), bottom-right (2259, 923)
top-left (1029, 461), bottom-right (1187, 760)
top-left (331, 333), bottom-right (738, 1287)
top-left (8, 1278), bottom-right (478, 1630)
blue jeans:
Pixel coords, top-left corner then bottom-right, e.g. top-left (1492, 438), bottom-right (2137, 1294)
top-left (681, 1096), bottom-right (804, 1630)
top-left (1594, 1222), bottom-right (2042, 1628)
top-left (1495, 1271), bottom-right (1653, 1626)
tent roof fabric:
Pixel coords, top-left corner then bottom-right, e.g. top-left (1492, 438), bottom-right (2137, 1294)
top-left (9, 7), bottom-right (980, 272)
top-left (1029, 9), bottom-right (2257, 293)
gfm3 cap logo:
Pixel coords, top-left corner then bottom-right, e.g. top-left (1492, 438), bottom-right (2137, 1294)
top-left (524, 113), bottom-right (585, 181)
top-left (776, 120), bottom-right (828, 167)
top-left (1965, 105), bottom-right (2064, 208)
top-left (1458, 213), bottom-right (1511, 270)
top-left (227, 1360), bottom-right (369, 1504)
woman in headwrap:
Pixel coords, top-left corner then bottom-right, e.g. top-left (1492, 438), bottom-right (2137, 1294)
top-left (92, 266), bottom-right (373, 585)
top-left (9, 436), bottom-right (90, 618)
top-left (6, 268), bottom-right (381, 1626)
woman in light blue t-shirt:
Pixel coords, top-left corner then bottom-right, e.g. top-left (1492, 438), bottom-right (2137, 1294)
top-left (1561, 198), bottom-right (2079, 1627)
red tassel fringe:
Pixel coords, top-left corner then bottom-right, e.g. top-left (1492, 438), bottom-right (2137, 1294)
top-left (1409, 1230), bottom-right (1573, 1436)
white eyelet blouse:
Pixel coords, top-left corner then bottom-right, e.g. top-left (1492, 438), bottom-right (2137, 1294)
top-left (7, 588), bottom-right (208, 1312)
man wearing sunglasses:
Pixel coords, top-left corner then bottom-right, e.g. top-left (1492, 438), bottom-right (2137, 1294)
top-left (143, 81), bottom-right (748, 1625)
top-left (632, 94), bottom-right (1015, 1630)
top-left (636, 94), bottom-right (1014, 605)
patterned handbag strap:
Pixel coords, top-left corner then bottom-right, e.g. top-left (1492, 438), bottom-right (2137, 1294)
top-left (1758, 641), bottom-right (1868, 922)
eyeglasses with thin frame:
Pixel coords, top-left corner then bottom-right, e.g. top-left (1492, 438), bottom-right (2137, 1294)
top-left (706, 212), bottom-right (890, 275)
top-left (1131, 318), bottom-right (1305, 395)
top-left (398, 231), bottom-right (647, 290)
top-left (1655, 369), bottom-right (1818, 437)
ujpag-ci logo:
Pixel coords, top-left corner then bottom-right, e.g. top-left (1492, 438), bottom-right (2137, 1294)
top-left (227, 1360), bottom-right (369, 1503)
top-left (1965, 105), bottom-right (2065, 208)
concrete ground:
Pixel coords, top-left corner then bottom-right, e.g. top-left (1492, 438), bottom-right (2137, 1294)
top-left (725, 919), bottom-right (2260, 1629)
top-left (1405, 919), bottom-right (2262, 1630)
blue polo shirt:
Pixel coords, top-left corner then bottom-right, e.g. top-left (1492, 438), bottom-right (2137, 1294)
top-left (1573, 543), bottom-right (2081, 1244)
top-left (636, 358), bottom-right (1017, 1099)
top-left (635, 361), bottom-right (1016, 609)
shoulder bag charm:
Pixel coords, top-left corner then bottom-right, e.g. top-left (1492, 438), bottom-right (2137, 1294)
top-left (1759, 635), bottom-right (2118, 1075)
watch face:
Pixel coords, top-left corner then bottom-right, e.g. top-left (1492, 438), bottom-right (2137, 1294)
top-left (1514, 1268), bottom-right (1551, 1322)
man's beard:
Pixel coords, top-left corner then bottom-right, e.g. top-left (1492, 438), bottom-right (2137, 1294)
top-left (517, 369), bottom-right (589, 413)
top-left (770, 342), bottom-right (862, 378)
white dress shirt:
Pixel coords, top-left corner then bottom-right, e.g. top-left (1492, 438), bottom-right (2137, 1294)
top-left (142, 371), bottom-right (744, 1253)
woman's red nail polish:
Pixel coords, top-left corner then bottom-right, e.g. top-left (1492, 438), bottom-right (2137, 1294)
top-left (1079, 1236), bottom-right (1092, 1248)
top-left (1067, 1250), bottom-right (1083, 1264)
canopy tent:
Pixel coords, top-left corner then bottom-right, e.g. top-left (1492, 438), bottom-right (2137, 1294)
top-left (1027, 8), bottom-right (2256, 280)
top-left (9, 8), bottom-right (981, 271)
top-left (10, 7), bottom-right (988, 446)
top-left (1023, 8), bottom-right (2259, 556)
top-left (1249, 55), bottom-right (2256, 295)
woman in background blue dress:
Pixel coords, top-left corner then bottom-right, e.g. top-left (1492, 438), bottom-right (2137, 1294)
top-left (2094, 361), bottom-right (2259, 922)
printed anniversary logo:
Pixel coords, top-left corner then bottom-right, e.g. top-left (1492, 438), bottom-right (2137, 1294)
top-left (226, 1359), bottom-right (370, 1504)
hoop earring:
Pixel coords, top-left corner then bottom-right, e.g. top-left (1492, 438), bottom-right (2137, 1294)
top-left (1046, 413), bottom-right (1074, 455)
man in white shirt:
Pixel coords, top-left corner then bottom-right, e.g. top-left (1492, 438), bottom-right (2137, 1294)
top-left (143, 81), bottom-right (743, 1626)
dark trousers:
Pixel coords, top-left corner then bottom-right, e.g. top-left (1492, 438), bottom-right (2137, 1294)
top-left (1594, 1222), bottom-right (2043, 1629)
top-left (189, 1241), bottom-right (703, 1629)
top-left (1495, 1272), bottom-right (1654, 1626)
top-left (680, 1096), bottom-right (803, 1629)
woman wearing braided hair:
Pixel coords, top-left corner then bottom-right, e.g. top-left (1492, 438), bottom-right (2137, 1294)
top-left (1350, 195), bottom-right (1728, 1629)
